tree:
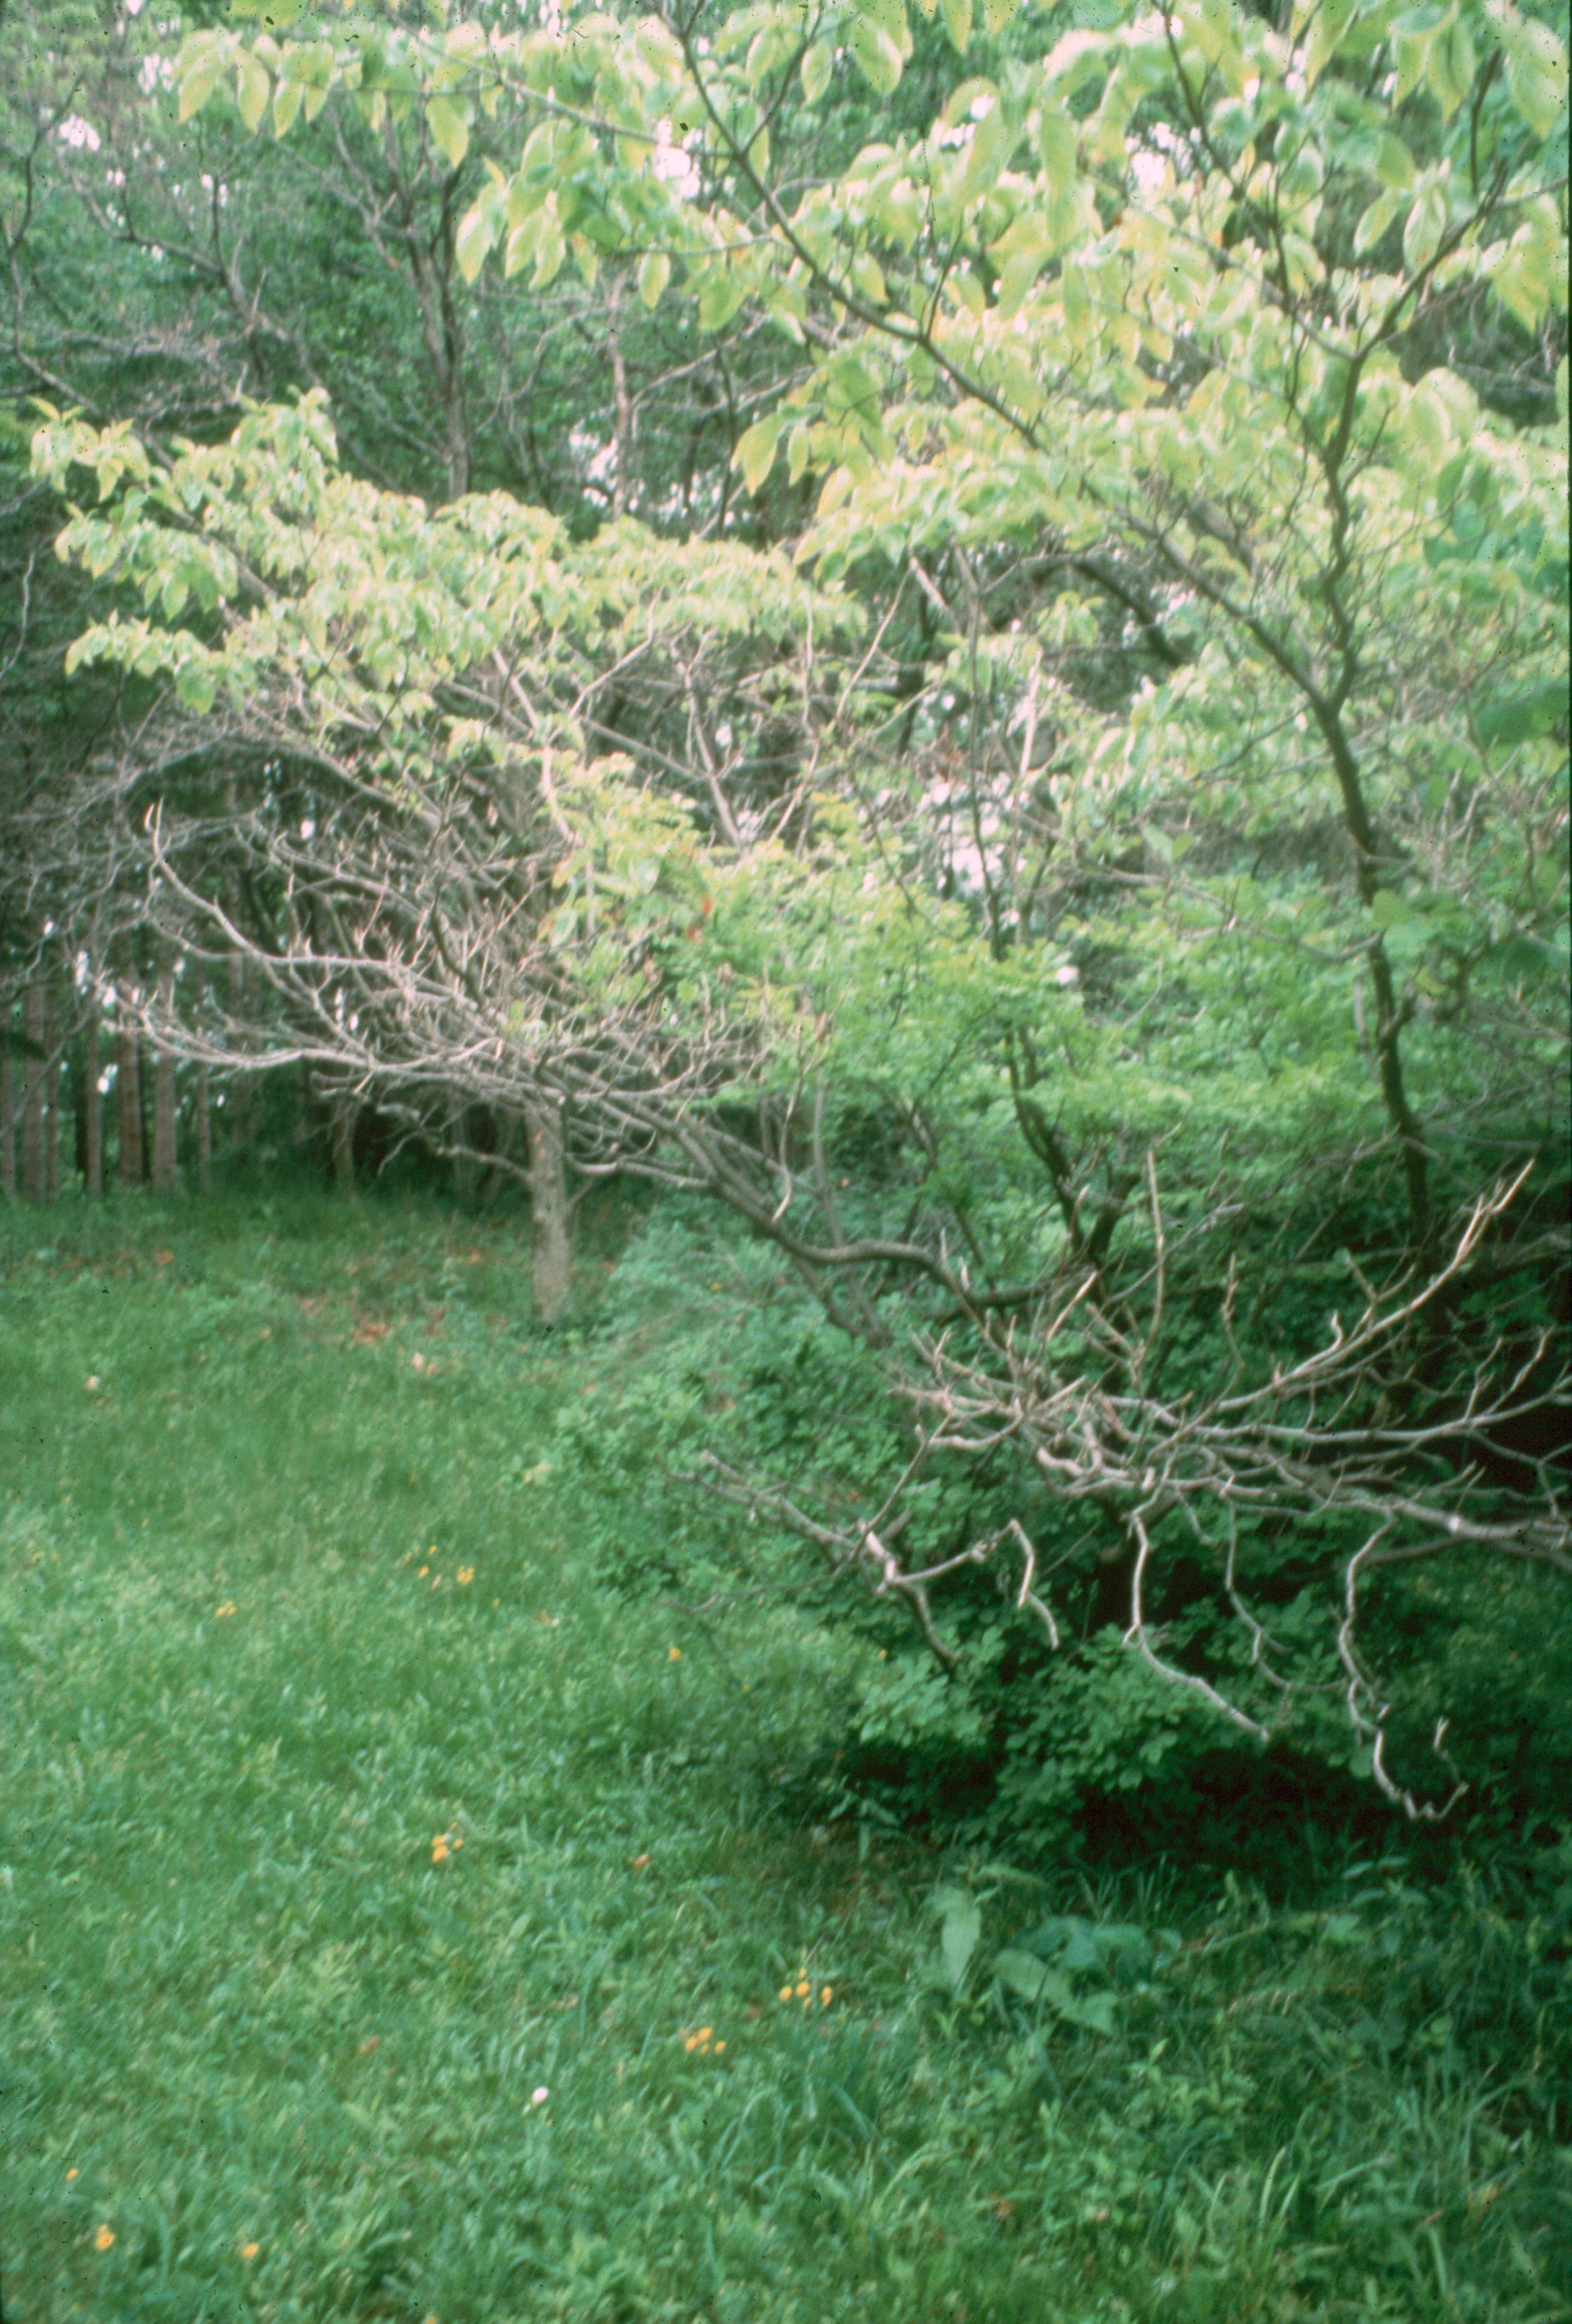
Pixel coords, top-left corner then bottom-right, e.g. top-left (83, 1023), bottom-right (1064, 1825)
top-left (32, 0), bottom-right (1570, 1815)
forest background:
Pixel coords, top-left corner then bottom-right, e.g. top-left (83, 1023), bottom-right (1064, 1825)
top-left (1, 0), bottom-right (1569, 2316)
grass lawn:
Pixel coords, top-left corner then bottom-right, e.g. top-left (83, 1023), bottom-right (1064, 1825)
top-left (2, 1192), bottom-right (1568, 2323)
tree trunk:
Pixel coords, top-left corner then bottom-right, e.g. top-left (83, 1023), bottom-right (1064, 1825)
top-left (226, 885), bottom-right (252, 1155)
top-left (451, 1095), bottom-right (477, 1210)
top-left (151, 958), bottom-right (178, 1193)
top-left (21, 979), bottom-right (47, 1201)
top-left (331, 1091), bottom-right (358, 1197)
top-left (83, 1001), bottom-right (103, 1197)
top-left (525, 1096), bottom-right (572, 1324)
top-left (0, 1022), bottom-right (14, 1201)
top-left (116, 983), bottom-right (144, 1187)
top-left (43, 977), bottom-right (61, 1201)
top-left (195, 1062), bottom-right (212, 1192)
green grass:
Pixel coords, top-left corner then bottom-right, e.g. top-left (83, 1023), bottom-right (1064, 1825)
top-left (2, 1191), bottom-right (1568, 2323)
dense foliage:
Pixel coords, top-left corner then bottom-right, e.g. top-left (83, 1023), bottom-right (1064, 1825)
top-left (4, 0), bottom-right (1569, 1839)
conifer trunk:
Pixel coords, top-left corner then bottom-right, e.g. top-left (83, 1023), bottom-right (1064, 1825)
top-left (189, 960), bottom-right (210, 1193)
top-left (151, 957), bottom-right (178, 1193)
top-left (116, 983), bottom-right (145, 1187)
top-left (43, 977), bottom-right (61, 1200)
top-left (83, 1001), bottom-right (103, 1197)
top-left (0, 1022), bottom-right (14, 1201)
top-left (21, 980), bottom-right (47, 1201)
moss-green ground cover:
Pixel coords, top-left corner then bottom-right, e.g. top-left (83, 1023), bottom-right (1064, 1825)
top-left (2, 1194), bottom-right (1568, 2322)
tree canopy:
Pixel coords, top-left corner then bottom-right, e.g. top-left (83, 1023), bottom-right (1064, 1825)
top-left (6, 0), bottom-right (1569, 1827)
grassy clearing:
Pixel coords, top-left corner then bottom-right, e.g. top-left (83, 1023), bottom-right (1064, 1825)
top-left (2, 1193), bottom-right (1568, 2323)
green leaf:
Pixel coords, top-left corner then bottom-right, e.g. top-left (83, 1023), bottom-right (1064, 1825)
top-left (1475, 680), bottom-right (1567, 746)
top-left (698, 265), bottom-right (749, 333)
top-left (1304, 0), bottom-right (1357, 84)
top-left (235, 50), bottom-right (271, 134)
top-left (1403, 182), bottom-right (1446, 273)
top-left (1354, 188), bottom-right (1403, 255)
top-left (1505, 15), bottom-right (1569, 137)
top-left (1369, 889), bottom-right (1420, 930)
top-left (848, 17), bottom-right (904, 94)
top-left (995, 1948), bottom-right (1062, 2003)
top-left (1060, 1988), bottom-right (1118, 2035)
top-left (1374, 133), bottom-right (1416, 191)
top-left (941, 0), bottom-right (972, 53)
top-left (427, 95), bottom-right (469, 170)
top-left (638, 250), bottom-right (671, 310)
top-left (802, 40), bottom-right (834, 101)
top-left (936, 1888), bottom-right (982, 1992)
top-left (1392, 6), bottom-right (1446, 106)
top-left (850, 249), bottom-right (888, 304)
top-left (733, 412), bottom-right (784, 493)
top-left (983, 0), bottom-right (1021, 31)
top-left (175, 661), bottom-right (217, 715)
top-left (1427, 13), bottom-right (1476, 116)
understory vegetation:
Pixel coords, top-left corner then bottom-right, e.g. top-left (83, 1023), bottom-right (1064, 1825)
top-left (3, 0), bottom-right (1568, 2309)
top-left (4, 1190), bottom-right (1568, 2323)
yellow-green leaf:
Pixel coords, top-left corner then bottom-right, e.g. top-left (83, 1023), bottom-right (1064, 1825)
top-left (733, 411), bottom-right (784, 493)
top-left (1354, 187), bottom-right (1403, 255)
top-left (455, 203), bottom-right (495, 283)
top-left (960, 95), bottom-right (1008, 206)
top-left (941, 0), bottom-right (972, 51)
top-left (1061, 258), bottom-right (1091, 344)
top-left (178, 48), bottom-right (226, 125)
top-left (1374, 133), bottom-right (1416, 190)
top-left (235, 50), bottom-right (270, 134)
top-left (1039, 104), bottom-right (1077, 203)
top-left (273, 70), bottom-right (302, 138)
top-left (983, 0), bottom-right (1021, 31)
top-left (428, 95), bottom-right (469, 170)
top-left (638, 250), bottom-right (671, 309)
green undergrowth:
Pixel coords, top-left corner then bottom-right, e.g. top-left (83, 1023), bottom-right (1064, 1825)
top-left (2, 1192), bottom-right (1568, 2323)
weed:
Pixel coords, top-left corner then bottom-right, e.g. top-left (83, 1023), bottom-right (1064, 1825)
top-left (1, 1193), bottom-right (1567, 2320)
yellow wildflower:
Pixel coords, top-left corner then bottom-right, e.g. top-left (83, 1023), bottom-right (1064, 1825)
top-left (668, 1647), bottom-right (681, 1662)
top-left (821, 1986), bottom-right (834, 2007)
top-left (94, 2225), bottom-right (115, 2251)
top-left (241, 2242), bottom-right (260, 2261)
top-left (215, 1602), bottom-right (237, 1619)
top-left (457, 1567), bottom-right (474, 1585)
